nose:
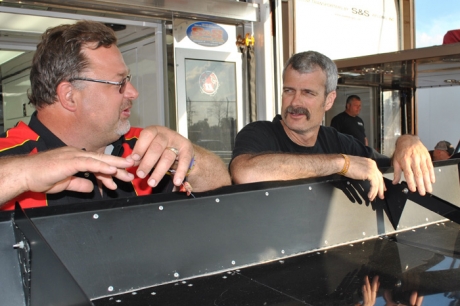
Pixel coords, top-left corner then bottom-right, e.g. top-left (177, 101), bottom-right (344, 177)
top-left (124, 79), bottom-right (139, 100)
top-left (289, 91), bottom-right (303, 106)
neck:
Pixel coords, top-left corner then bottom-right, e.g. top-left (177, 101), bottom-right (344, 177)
top-left (37, 108), bottom-right (107, 153)
top-left (281, 120), bottom-right (319, 147)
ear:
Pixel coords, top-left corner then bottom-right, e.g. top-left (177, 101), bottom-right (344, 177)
top-left (324, 90), bottom-right (336, 111)
top-left (56, 81), bottom-right (78, 112)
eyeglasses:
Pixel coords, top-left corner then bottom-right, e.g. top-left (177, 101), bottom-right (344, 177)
top-left (69, 74), bottom-right (132, 94)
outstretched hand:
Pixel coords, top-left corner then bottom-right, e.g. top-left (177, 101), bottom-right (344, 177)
top-left (18, 147), bottom-right (134, 194)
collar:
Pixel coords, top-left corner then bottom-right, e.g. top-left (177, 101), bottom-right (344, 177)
top-left (28, 111), bottom-right (67, 150)
top-left (29, 111), bottom-right (126, 154)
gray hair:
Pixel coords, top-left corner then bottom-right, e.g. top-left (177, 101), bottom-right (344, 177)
top-left (282, 51), bottom-right (338, 95)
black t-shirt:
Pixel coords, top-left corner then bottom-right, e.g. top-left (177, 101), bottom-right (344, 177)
top-left (330, 112), bottom-right (366, 145)
top-left (231, 115), bottom-right (390, 167)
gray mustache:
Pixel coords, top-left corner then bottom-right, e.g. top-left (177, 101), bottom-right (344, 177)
top-left (285, 106), bottom-right (311, 120)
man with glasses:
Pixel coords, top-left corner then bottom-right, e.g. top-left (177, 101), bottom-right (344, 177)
top-left (0, 20), bottom-right (231, 210)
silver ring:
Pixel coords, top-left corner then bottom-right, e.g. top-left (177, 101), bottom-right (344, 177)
top-left (167, 147), bottom-right (179, 157)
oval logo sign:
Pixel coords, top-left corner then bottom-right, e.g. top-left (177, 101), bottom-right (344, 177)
top-left (186, 21), bottom-right (228, 47)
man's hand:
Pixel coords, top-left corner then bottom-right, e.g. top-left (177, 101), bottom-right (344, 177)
top-left (128, 126), bottom-right (194, 188)
top-left (392, 135), bottom-right (435, 196)
top-left (343, 155), bottom-right (386, 201)
top-left (17, 147), bottom-right (134, 194)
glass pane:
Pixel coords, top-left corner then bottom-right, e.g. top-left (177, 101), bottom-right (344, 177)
top-left (185, 59), bottom-right (237, 164)
top-left (381, 90), bottom-right (401, 156)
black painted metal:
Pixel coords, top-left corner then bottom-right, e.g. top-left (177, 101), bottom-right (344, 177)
top-left (1, 162), bottom-right (459, 305)
top-left (0, 213), bottom-right (26, 306)
top-left (12, 204), bottom-right (92, 306)
top-left (92, 221), bottom-right (460, 305)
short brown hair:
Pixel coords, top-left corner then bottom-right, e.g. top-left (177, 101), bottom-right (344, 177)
top-left (29, 20), bottom-right (117, 108)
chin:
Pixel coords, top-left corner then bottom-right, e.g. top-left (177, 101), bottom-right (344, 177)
top-left (116, 120), bottom-right (131, 136)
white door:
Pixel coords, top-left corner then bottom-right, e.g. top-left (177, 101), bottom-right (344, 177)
top-left (175, 48), bottom-right (243, 164)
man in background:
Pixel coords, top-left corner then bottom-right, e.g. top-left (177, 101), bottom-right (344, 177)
top-left (330, 95), bottom-right (368, 146)
top-left (433, 140), bottom-right (454, 161)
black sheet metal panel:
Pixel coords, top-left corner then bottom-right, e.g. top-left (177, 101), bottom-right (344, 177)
top-left (18, 163), bottom-right (460, 300)
top-left (92, 221), bottom-right (460, 306)
top-left (0, 212), bottom-right (26, 306)
top-left (12, 204), bottom-right (92, 306)
top-left (1, 161), bottom-right (458, 304)
top-left (382, 159), bottom-right (460, 229)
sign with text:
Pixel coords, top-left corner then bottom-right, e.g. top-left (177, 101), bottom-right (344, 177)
top-left (295, 0), bottom-right (399, 59)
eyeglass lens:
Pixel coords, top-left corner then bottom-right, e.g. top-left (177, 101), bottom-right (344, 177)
top-left (119, 75), bottom-right (131, 94)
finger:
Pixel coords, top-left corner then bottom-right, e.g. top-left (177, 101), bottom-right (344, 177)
top-left (367, 177), bottom-right (378, 202)
top-left (94, 174), bottom-right (118, 190)
top-left (422, 158), bottom-right (434, 194)
top-left (364, 275), bottom-right (370, 287)
top-left (409, 153), bottom-right (426, 195)
top-left (372, 275), bottom-right (380, 290)
top-left (73, 157), bottom-right (119, 176)
top-left (136, 133), bottom-right (169, 179)
top-left (392, 161), bottom-right (403, 185)
top-left (403, 163), bottom-right (417, 193)
top-left (377, 174), bottom-right (385, 200)
top-left (94, 170), bottom-right (135, 190)
top-left (113, 169), bottom-right (135, 182)
top-left (85, 153), bottom-right (134, 169)
top-left (63, 177), bottom-right (95, 193)
top-left (170, 146), bottom-right (195, 186)
top-left (130, 127), bottom-right (162, 164)
top-left (426, 157), bottom-right (436, 184)
top-left (147, 148), bottom-right (179, 187)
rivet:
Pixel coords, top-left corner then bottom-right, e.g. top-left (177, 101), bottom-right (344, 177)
top-left (309, 186), bottom-right (312, 190)
top-left (13, 241), bottom-right (24, 249)
top-left (215, 198), bottom-right (220, 203)
top-left (281, 249), bottom-right (285, 254)
top-left (362, 232), bottom-right (366, 236)
top-left (93, 214), bottom-right (99, 219)
top-left (108, 286), bottom-right (114, 292)
top-left (151, 292), bottom-right (156, 295)
top-left (174, 272), bottom-right (179, 278)
top-left (265, 192), bottom-right (269, 196)
top-left (84, 172), bottom-right (90, 178)
top-left (347, 181), bottom-right (350, 185)
top-left (231, 260), bottom-right (236, 265)
top-left (159, 206), bottom-right (164, 211)
top-left (438, 168), bottom-right (442, 172)
top-left (402, 188), bottom-right (409, 194)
